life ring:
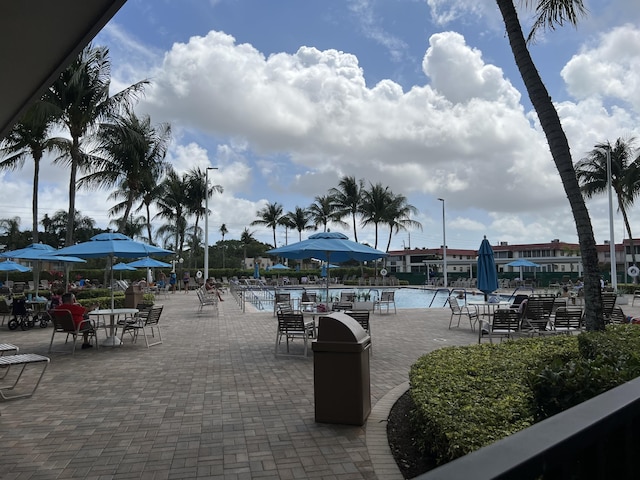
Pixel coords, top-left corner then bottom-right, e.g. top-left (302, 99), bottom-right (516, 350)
top-left (196, 270), bottom-right (203, 279)
top-left (628, 265), bottom-right (640, 277)
top-left (380, 268), bottom-right (388, 277)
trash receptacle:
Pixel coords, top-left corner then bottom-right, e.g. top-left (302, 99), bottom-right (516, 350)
top-left (124, 285), bottom-right (143, 308)
top-left (312, 311), bottom-right (371, 426)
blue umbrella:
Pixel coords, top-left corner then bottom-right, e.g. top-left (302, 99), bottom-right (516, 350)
top-left (477, 236), bottom-right (499, 299)
top-left (112, 262), bottom-right (137, 271)
top-left (2, 243), bottom-right (85, 294)
top-left (321, 264), bottom-right (327, 278)
top-left (267, 232), bottom-right (387, 301)
top-left (54, 233), bottom-right (173, 308)
top-left (253, 262), bottom-right (260, 279)
top-left (271, 263), bottom-right (289, 270)
top-left (126, 257), bottom-right (171, 268)
top-left (0, 260), bottom-right (31, 273)
top-left (506, 259), bottom-right (541, 281)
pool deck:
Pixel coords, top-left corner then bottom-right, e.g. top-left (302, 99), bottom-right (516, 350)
top-left (1, 291), bottom-right (638, 479)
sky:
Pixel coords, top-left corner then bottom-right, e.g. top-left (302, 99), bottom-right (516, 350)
top-left (4, 0), bottom-right (640, 253)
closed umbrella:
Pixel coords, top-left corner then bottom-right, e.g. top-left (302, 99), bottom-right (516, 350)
top-left (506, 259), bottom-right (541, 281)
top-left (267, 232), bottom-right (387, 303)
top-left (477, 236), bottom-right (499, 300)
top-left (253, 262), bottom-right (260, 279)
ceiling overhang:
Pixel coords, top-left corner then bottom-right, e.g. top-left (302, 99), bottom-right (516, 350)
top-left (0, 0), bottom-right (127, 139)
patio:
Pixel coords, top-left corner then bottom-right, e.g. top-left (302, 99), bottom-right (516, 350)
top-left (1, 291), bottom-right (629, 479)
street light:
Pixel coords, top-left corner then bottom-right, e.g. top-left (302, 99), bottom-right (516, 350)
top-left (438, 198), bottom-right (447, 288)
top-left (204, 166), bottom-right (218, 282)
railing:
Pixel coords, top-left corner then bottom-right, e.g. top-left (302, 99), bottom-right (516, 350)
top-left (428, 288), bottom-right (458, 307)
top-left (416, 375), bottom-right (640, 479)
top-left (229, 283), bottom-right (245, 312)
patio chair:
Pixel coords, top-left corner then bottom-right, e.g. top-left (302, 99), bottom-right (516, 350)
top-left (478, 308), bottom-right (520, 343)
top-left (448, 296), bottom-right (479, 331)
top-left (602, 292), bottom-right (618, 323)
top-left (345, 310), bottom-right (372, 354)
top-left (553, 307), bottom-right (584, 334)
top-left (0, 297), bottom-right (11, 327)
top-left (274, 292), bottom-right (293, 316)
top-left (374, 290), bottom-right (396, 314)
top-left (120, 305), bottom-right (164, 347)
top-left (331, 301), bottom-right (353, 311)
top-left (275, 312), bottom-right (314, 357)
top-left (340, 292), bottom-right (356, 303)
top-left (196, 287), bottom-right (218, 315)
top-left (521, 297), bottom-right (555, 335)
top-left (49, 309), bottom-right (99, 355)
top-left (632, 290), bottom-right (640, 307)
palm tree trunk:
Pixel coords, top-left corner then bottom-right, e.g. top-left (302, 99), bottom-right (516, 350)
top-left (32, 155), bottom-right (40, 243)
top-left (352, 212), bottom-right (358, 241)
top-left (119, 193), bottom-right (135, 234)
top-left (65, 148), bottom-right (79, 247)
top-left (497, 0), bottom-right (604, 330)
top-left (145, 202), bottom-right (153, 244)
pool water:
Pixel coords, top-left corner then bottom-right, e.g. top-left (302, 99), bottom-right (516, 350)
top-left (278, 287), bottom-right (497, 309)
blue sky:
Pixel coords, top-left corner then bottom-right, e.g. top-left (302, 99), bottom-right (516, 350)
top-left (4, 0), bottom-right (640, 252)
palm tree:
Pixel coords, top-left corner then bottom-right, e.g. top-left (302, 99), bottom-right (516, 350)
top-left (0, 217), bottom-right (22, 250)
top-left (155, 170), bottom-right (189, 256)
top-left (360, 183), bottom-right (392, 249)
top-left (81, 111), bottom-right (171, 233)
top-left (43, 44), bottom-right (148, 246)
top-left (0, 102), bottom-right (57, 243)
top-left (184, 167), bottom-right (223, 257)
top-left (576, 138), bottom-right (640, 270)
top-left (383, 193), bottom-right (422, 252)
top-left (308, 195), bottom-right (346, 232)
top-left (109, 215), bottom-right (146, 240)
top-left (251, 202), bottom-right (284, 248)
top-left (219, 223), bottom-right (228, 268)
top-left (329, 176), bottom-right (364, 241)
top-left (284, 207), bottom-right (313, 242)
top-left (496, 0), bottom-right (603, 330)
top-left (240, 227), bottom-right (257, 263)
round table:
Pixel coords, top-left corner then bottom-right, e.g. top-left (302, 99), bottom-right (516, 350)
top-left (89, 308), bottom-right (139, 346)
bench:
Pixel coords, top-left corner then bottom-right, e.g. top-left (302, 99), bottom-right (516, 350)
top-left (0, 343), bottom-right (19, 379)
top-left (0, 353), bottom-right (50, 400)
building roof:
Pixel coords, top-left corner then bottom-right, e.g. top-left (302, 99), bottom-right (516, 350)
top-left (0, 1), bottom-right (127, 139)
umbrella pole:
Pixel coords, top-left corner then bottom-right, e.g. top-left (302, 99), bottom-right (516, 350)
top-left (326, 253), bottom-right (331, 306)
top-left (110, 256), bottom-right (115, 310)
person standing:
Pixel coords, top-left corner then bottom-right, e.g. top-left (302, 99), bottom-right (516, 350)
top-left (183, 271), bottom-right (190, 293)
top-left (169, 272), bottom-right (177, 293)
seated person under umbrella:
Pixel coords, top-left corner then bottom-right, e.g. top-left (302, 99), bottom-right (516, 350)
top-left (54, 293), bottom-right (97, 349)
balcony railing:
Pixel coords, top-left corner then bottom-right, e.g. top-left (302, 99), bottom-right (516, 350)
top-left (417, 375), bottom-right (640, 479)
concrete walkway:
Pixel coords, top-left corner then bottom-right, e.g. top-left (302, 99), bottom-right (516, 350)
top-left (1, 291), bottom-right (635, 479)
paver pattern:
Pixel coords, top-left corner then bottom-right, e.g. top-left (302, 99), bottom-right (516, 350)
top-left (2, 289), bottom-right (631, 479)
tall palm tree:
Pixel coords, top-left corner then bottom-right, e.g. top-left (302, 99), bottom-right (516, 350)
top-left (81, 111), bottom-right (171, 233)
top-left (137, 177), bottom-right (167, 244)
top-left (383, 193), bottom-right (422, 252)
top-left (497, 0), bottom-right (603, 330)
top-left (0, 217), bottom-right (22, 250)
top-left (155, 170), bottom-right (189, 256)
top-left (308, 195), bottom-right (346, 232)
top-left (109, 214), bottom-right (146, 240)
top-left (284, 206), bottom-right (313, 242)
top-left (0, 102), bottom-right (57, 243)
top-left (251, 202), bottom-right (284, 248)
top-left (184, 167), bottom-right (224, 256)
top-left (43, 44), bottom-right (148, 246)
top-left (360, 183), bottom-right (392, 249)
top-left (576, 138), bottom-right (640, 270)
top-left (329, 176), bottom-right (364, 241)
top-left (219, 223), bottom-right (228, 268)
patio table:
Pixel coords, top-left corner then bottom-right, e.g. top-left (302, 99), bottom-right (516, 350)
top-left (89, 308), bottom-right (138, 346)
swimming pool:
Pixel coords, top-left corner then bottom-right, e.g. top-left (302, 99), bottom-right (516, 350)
top-left (272, 287), bottom-right (501, 309)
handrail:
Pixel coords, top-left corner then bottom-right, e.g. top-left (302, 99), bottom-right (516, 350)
top-left (507, 286), bottom-right (535, 301)
top-left (428, 288), bottom-right (455, 307)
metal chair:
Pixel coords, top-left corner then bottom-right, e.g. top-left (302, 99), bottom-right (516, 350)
top-left (478, 308), bottom-right (520, 343)
top-left (374, 291), bottom-right (397, 314)
top-left (448, 296), bottom-right (479, 331)
top-left (275, 312), bottom-right (314, 357)
top-left (49, 310), bottom-right (98, 354)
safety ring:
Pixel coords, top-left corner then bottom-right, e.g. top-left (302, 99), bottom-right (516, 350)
top-left (380, 268), bottom-right (388, 276)
top-left (628, 265), bottom-right (640, 277)
top-left (196, 270), bottom-right (203, 278)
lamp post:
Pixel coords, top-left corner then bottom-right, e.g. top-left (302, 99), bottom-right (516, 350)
top-left (204, 166), bottom-right (218, 282)
top-left (606, 147), bottom-right (617, 291)
top-left (438, 198), bottom-right (447, 288)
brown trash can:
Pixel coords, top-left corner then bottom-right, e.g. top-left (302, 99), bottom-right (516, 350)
top-left (312, 312), bottom-right (371, 426)
top-left (124, 285), bottom-right (144, 308)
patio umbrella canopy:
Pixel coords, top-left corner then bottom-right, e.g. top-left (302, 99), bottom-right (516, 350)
top-left (55, 233), bottom-right (173, 308)
top-left (126, 257), bottom-right (171, 268)
top-left (267, 232), bottom-right (387, 303)
top-left (1, 243), bottom-right (86, 294)
top-left (477, 236), bottom-right (499, 300)
top-left (0, 260), bottom-right (31, 284)
top-left (506, 259), bottom-right (541, 281)
top-left (112, 262), bottom-right (136, 281)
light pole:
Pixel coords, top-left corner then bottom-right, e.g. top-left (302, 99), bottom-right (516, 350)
top-left (204, 166), bottom-right (218, 282)
top-left (606, 147), bottom-right (617, 290)
top-left (438, 198), bottom-right (447, 288)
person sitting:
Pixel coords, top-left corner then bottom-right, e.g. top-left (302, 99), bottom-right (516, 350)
top-left (54, 293), bottom-right (95, 350)
top-left (204, 278), bottom-right (224, 301)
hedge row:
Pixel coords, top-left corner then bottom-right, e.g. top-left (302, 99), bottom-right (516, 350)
top-left (409, 326), bottom-right (640, 466)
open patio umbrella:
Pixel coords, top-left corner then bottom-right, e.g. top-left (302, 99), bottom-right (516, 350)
top-left (112, 262), bottom-right (136, 280)
top-left (320, 263), bottom-right (339, 278)
top-left (126, 257), bottom-right (171, 268)
top-left (269, 263), bottom-right (289, 283)
top-left (506, 259), bottom-right (541, 281)
top-left (54, 233), bottom-right (173, 308)
top-left (477, 236), bottom-right (499, 300)
top-left (0, 260), bottom-right (31, 285)
top-left (267, 232), bottom-right (387, 303)
top-left (1, 243), bottom-right (86, 294)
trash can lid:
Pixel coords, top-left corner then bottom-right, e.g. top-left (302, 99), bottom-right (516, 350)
top-left (316, 312), bottom-right (368, 343)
